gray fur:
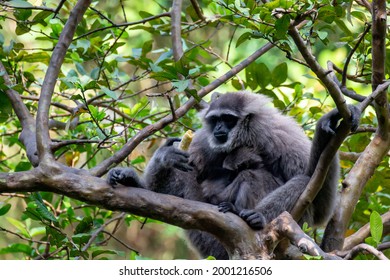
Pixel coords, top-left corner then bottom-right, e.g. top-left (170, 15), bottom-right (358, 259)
top-left (107, 92), bottom-right (355, 259)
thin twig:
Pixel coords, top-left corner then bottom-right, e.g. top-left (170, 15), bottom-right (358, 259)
top-left (0, 226), bottom-right (49, 245)
top-left (74, 12), bottom-right (171, 41)
top-left (339, 244), bottom-right (389, 260)
top-left (342, 24), bottom-right (371, 86)
top-left (81, 212), bottom-right (137, 254)
top-left (190, 0), bottom-right (205, 21)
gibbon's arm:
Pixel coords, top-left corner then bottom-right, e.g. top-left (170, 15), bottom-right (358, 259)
top-left (306, 104), bottom-right (360, 175)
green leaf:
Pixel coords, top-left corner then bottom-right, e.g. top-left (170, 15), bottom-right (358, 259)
top-left (365, 236), bottom-right (376, 247)
top-left (274, 15), bottom-right (290, 40)
top-left (309, 106), bottom-right (322, 115)
top-left (75, 216), bottom-right (93, 234)
top-left (100, 86), bottom-right (119, 100)
top-left (15, 23), bottom-right (30, 35)
top-left (30, 193), bottom-right (58, 223)
top-left (30, 226), bottom-right (46, 237)
top-left (350, 11), bottom-right (367, 23)
top-left (6, 217), bottom-right (30, 238)
top-left (186, 88), bottom-right (201, 102)
top-left (0, 91), bottom-right (13, 122)
top-left (318, 6), bottom-right (336, 24)
top-left (92, 249), bottom-right (119, 259)
top-left (236, 32), bottom-right (252, 47)
top-left (7, 0), bottom-right (33, 8)
top-left (254, 63), bottom-right (271, 89)
top-left (155, 49), bottom-right (173, 65)
top-left (370, 211), bottom-right (383, 244)
top-left (142, 40), bottom-right (153, 56)
top-left (14, 8), bottom-right (32, 21)
top-left (0, 203), bottom-right (11, 216)
top-left (172, 79), bottom-right (190, 92)
top-left (33, 10), bottom-right (52, 23)
top-left (72, 233), bottom-right (92, 245)
top-left (0, 243), bottom-right (33, 256)
top-left (76, 63), bottom-right (87, 75)
top-left (271, 62), bottom-right (287, 87)
top-left (15, 161), bottom-right (32, 172)
top-left (46, 227), bottom-right (67, 247)
top-left (90, 67), bottom-right (100, 79)
top-left (131, 156), bottom-right (146, 165)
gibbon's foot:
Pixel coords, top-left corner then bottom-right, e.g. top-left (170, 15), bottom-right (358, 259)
top-left (218, 202), bottom-right (239, 215)
top-left (239, 209), bottom-right (266, 230)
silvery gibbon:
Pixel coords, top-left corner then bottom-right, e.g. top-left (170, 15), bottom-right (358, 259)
top-left (108, 92), bottom-right (360, 259)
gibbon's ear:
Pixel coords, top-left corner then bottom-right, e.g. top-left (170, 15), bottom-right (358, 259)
top-left (211, 92), bottom-right (222, 102)
top-left (242, 113), bottom-right (253, 128)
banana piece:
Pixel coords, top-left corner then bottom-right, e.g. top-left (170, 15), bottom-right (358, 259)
top-left (178, 130), bottom-right (194, 151)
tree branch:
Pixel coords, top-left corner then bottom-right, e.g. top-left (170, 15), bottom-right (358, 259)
top-left (190, 0), bottom-right (206, 21)
top-left (0, 165), bottom-right (260, 260)
top-left (171, 0), bottom-right (183, 62)
top-left (337, 243), bottom-right (388, 260)
top-left (36, 0), bottom-right (92, 162)
top-left (342, 24), bottom-right (371, 86)
top-left (288, 26), bottom-right (351, 121)
top-left (322, 0), bottom-right (390, 251)
top-left (343, 211), bottom-right (390, 251)
top-left (259, 212), bottom-right (341, 260)
top-left (371, 0), bottom-right (389, 140)
top-left (73, 12), bottom-right (171, 41)
top-left (0, 61), bottom-right (38, 166)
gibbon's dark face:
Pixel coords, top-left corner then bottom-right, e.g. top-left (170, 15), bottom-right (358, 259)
top-left (203, 93), bottom-right (248, 152)
top-left (204, 108), bottom-right (242, 152)
top-left (206, 113), bottom-right (239, 144)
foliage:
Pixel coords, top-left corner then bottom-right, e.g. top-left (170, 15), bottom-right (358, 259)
top-left (0, 0), bottom-right (389, 260)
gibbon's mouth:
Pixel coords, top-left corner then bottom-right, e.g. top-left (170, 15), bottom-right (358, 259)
top-left (214, 133), bottom-right (228, 143)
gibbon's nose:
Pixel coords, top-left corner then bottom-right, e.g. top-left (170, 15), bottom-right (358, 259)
top-left (214, 132), bottom-right (228, 143)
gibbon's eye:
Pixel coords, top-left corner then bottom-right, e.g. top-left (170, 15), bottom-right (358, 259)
top-left (206, 116), bottom-right (218, 126)
top-left (220, 114), bottom-right (238, 129)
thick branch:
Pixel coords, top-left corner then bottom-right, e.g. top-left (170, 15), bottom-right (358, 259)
top-left (325, 134), bottom-right (390, 251)
top-left (0, 165), bottom-right (259, 260)
top-left (322, 0), bottom-right (390, 251)
top-left (260, 212), bottom-right (341, 260)
top-left (171, 0), bottom-right (183, 61)
top-left (371, 0), bottom-right (389, 140)
top-left (0, 62), bottom-right (38, 166)
top-left (36, 0), bottom-right (92, 162)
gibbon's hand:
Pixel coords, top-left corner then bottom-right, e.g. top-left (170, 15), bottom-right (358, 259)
top-left (347, 104), bottom-right (361, 132)
top-left (320, 104), bottom-right (361, 135)
top-left (106, 167), bottom-right (143, 188)
top-left (157, 138), bottom-right (193, 172)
